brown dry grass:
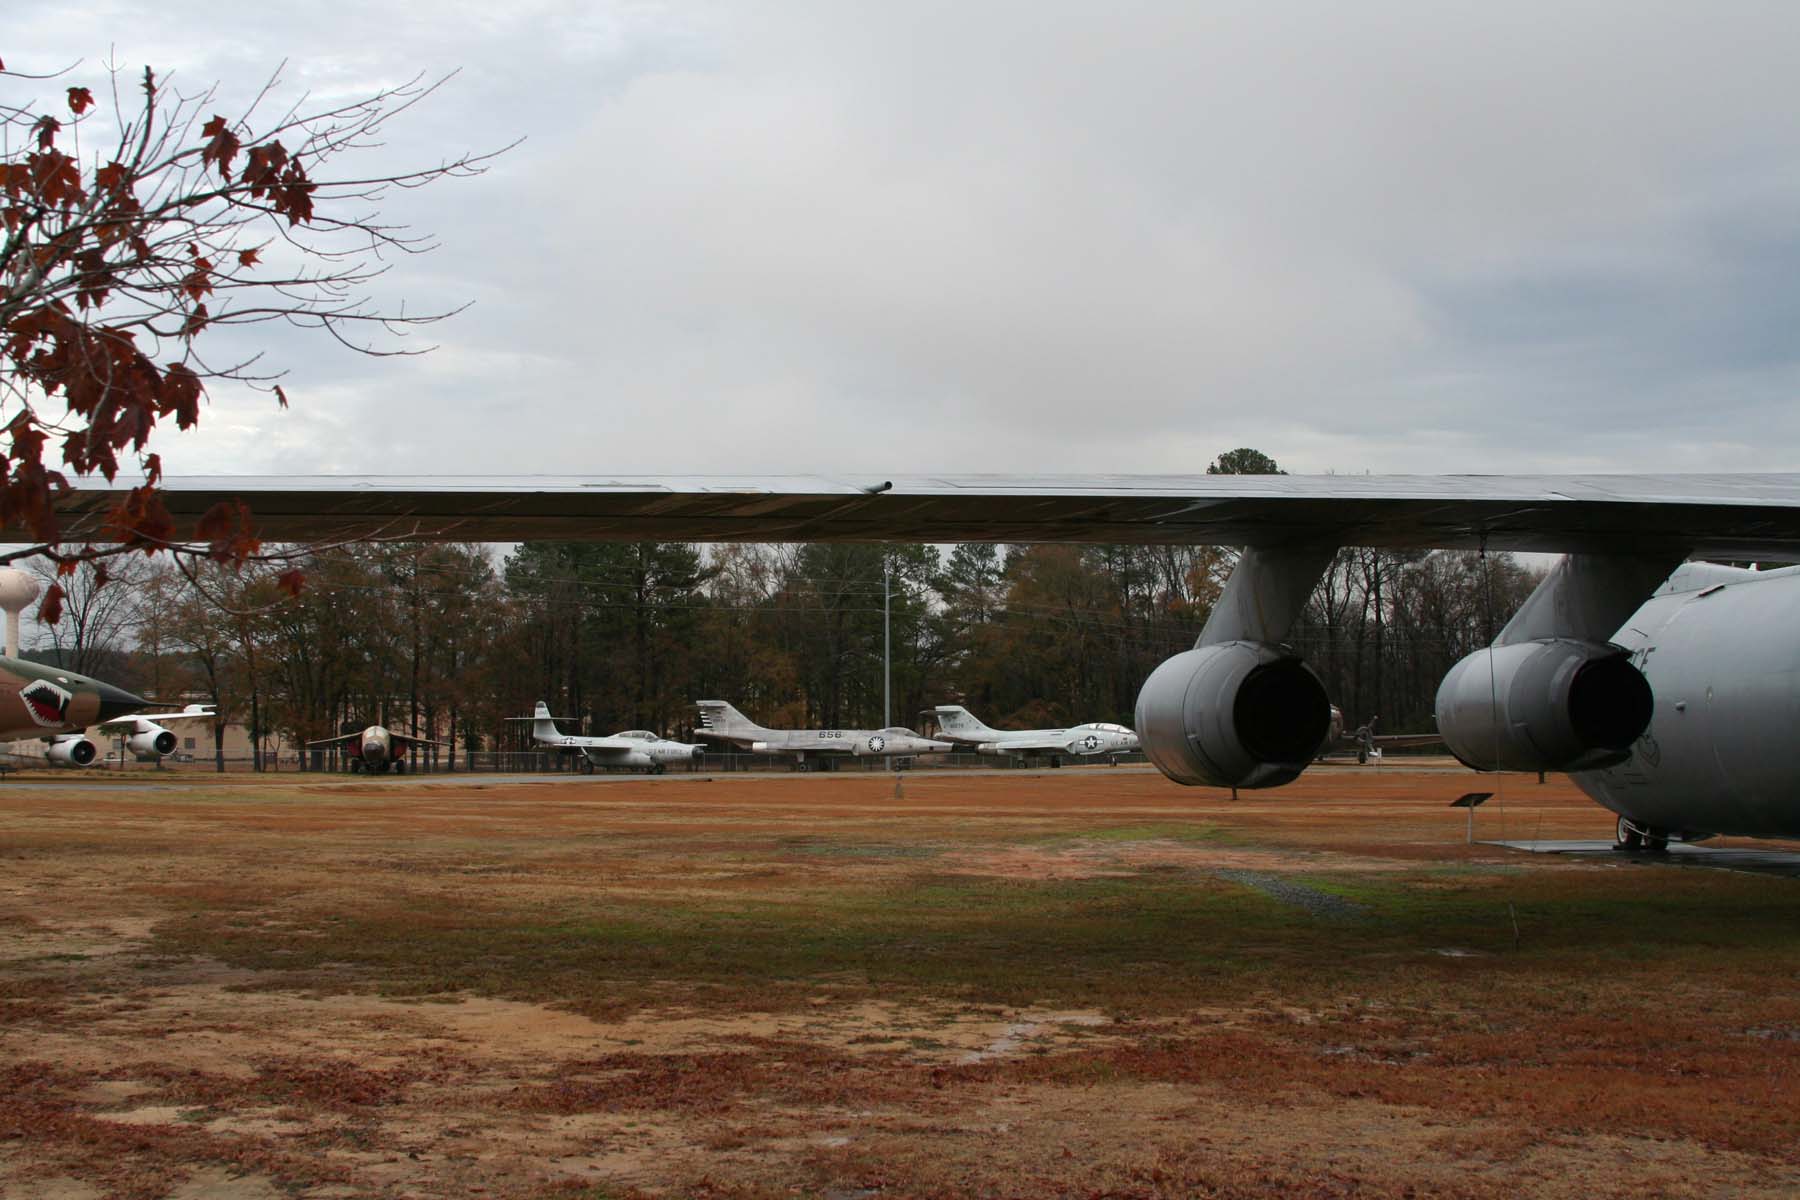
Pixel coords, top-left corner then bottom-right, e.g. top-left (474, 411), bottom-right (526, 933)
top-left (0, 764), bottom-right (1797, 1198)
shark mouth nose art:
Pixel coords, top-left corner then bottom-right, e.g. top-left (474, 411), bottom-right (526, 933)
top-left (21, 679), bottom-right (72, 727)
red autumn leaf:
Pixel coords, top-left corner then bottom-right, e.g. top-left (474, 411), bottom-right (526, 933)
top-left (276, 568), bottom-right (306, 598)
top-left (142, 453), bottom-right (163, 485)
top-left (67, 87), bottom-right (93, 115)
top-left (238, 247), bottom-right (261, 268)
top-left (36, 583), bottom-right (64, 626)
top-left (34, 115), bottom-right (59, 150)
top-left (55, 558), bottom-right (77, 577)
top-left (160, 363), bottom-right (204, 429)
top-left (91, 560), bottom-right (109, 589)
top-left (194, 498), bottom-right (261, 564)
top-left (201, 116), bottom-right (241, 180)
top-left (273, 384), bottom-right (289, 409)
top-left (103, 484), bottom-right (176, 547)
top-left (95, 161), bottom-right (130, 192)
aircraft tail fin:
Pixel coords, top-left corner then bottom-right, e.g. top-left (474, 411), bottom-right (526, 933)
top-left (695, 700), bottom-right (768, 737)
top-left (931, 705), bottom-right (997, 739)
top-left (532, 700), bottom-right (563, 743)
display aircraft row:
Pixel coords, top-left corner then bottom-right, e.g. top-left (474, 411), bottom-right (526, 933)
top-left (26, 472), bottom-right (1800, 849)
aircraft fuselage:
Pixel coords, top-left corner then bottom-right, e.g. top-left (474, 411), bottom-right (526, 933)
top-left (1577, 565), bottom-right (1800, 838)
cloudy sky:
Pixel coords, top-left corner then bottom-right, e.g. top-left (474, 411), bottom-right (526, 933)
top-left (16, 2), bottom-right (1800, 477)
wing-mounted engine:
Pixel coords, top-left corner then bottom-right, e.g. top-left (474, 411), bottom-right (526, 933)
top-left (1435, 638), bottom-right (1651, 773)
top-left (44, 735), bottom-right (97, 766)
top-left (1135, 641), bottom-right (1332, 789)
top-left (126, 726), bottom-right (179, 761)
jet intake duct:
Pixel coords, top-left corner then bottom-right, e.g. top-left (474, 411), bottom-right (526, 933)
top-left (1134, 641), bottom-right (1331, 789)
top-left (1435, 639), bottom-right (1651, 773)
top-left (45, 737), bottom-right (97, 766)
top-left (127, 728), bottom-right (179, 759)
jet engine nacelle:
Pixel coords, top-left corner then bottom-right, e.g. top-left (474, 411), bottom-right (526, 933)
top-left (1134, 641), bottom-right (1332, 789)
top-left (126, 728), bottom-right (179, 760)
top-left (1435, 638), bottom-right (1652, 773)
top-left (45, 736), bottom-right (97, 766)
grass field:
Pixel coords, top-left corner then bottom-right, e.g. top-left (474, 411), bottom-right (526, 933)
top-left (2, 764), bottom-right (1798, 1198)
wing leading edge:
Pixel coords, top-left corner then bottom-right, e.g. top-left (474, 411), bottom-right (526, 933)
top-left (32, 473), bottom-right (1800, 558)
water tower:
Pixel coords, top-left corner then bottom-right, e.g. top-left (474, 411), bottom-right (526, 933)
top-left (0, 568), bottom-right (40, 659)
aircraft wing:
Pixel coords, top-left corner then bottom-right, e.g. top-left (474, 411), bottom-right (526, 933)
top-left (34, 473), bottom-right (1800, 558)
top-left (304, 732), bottom-right (364, 749)
top-left (985, 736), bottom-right (1086, 753)
top-left (389, 732), bottom-right (450, 749)
top-left (559, 737), bottom-right (640, 753)
top-left (1369, 733), bottom-right (1445, 750)
top-left (95, 707), bottom-right (217, 733)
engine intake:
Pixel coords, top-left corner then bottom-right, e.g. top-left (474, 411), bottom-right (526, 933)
top-left (45, 737), bottom-right (97, 766)
top-left (1435, 638), bottom-right (1652, 773)
top-left (1135, 641), bottom-right (1331, 788)
top-left (127, 728), bottom-right (179, 759)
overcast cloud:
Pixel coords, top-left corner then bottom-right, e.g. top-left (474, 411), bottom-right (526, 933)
top-left (14, 1), bottom-right (1800, 476)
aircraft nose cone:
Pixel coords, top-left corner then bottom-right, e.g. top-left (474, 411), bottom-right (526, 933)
top-left (95, 681), bottom-right (148, 724)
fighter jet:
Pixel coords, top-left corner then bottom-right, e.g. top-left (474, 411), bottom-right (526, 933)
top-left (305, 724), bottom-right (446, 774)
top-left (42, 702), bottom-right (217, 767)
top-left (0, 657), bottom-right (147, 760)
top-left (925, 704), bottom-right (1139, 766)
top-left (508, 701), bottom-right (704, 774)
top-left (695, 700), bottom-right (952, 770)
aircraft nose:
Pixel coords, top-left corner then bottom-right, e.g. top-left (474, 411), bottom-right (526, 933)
top-left (94, 681), bottom-right (148, 724)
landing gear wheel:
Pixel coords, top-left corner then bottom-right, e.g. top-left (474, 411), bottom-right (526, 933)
top-left (394, 759), bottom-right (407, 775)
top-left (1614, 815), bottom-right (1643, 853)
top-left (1646, 829), bottom-right (1671, 855)
top-left (579, 758), bottom-right (595, 775)
top-left (654, 763), bottom-right (667, 775)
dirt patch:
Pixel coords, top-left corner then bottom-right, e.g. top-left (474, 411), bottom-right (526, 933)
top-left (2, 767), bottom-right (1798, 1197)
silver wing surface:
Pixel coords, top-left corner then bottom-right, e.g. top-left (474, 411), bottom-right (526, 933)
top-left (35, 473), bottom-right (1800, 558)
top-left (95, 708), bottom-right (216, 733)
top-left (304, 732), bottom-right (364, 749)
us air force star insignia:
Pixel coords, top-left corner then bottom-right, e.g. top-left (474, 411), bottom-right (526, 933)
top-left (1083, 734), bottom-right (1099, 751)
top-left (869, 735), bottom-right (885, 753)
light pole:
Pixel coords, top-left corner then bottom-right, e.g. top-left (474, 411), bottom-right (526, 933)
top-left (883, 553), bottom-right (892, 731)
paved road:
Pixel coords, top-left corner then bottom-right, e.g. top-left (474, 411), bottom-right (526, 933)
top-left (1488, 838), bottom-right (1800, 879)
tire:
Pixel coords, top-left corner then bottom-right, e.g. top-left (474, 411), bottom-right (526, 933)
top-left (579, 758), bottom-right (595, 775)
top-left (1646, 829), bottom-right (1670, 855)
top-left (1614, 815), bottom-right (1643, 853)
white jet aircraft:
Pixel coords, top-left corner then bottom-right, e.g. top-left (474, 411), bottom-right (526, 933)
top-left (696, 700), bottom-right (952, 770)
top-left (510, 701), bottom-right (704, 774)
top-left (926, 705), bottom-right (1138, 765)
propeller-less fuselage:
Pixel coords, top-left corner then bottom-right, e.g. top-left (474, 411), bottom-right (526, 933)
top-left (696, 701), bottom-right (952, 770)
top-left (511, 702), bottom-right (704, 774)
top-left (927, 705), bottom-right (1139, 764)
